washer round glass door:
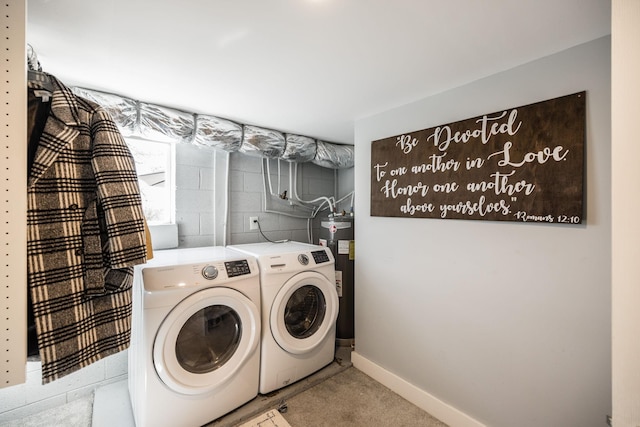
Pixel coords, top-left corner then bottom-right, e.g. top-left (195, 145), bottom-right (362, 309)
top-left (153, 287), bottom-right (260, 395)
top-left (270, 271), bottom-right (338, 354)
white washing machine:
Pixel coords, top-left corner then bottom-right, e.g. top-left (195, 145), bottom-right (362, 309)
top-left (128, 246), bottom-right (261, 427)
top-left (228, 241), bottom-right (338, 394)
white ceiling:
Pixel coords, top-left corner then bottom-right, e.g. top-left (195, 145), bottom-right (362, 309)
top-left (26, 0), bottom-right (610, 145)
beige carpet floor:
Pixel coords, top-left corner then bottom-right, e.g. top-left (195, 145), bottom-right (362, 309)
top-left (276, 367), bottom-right (448, 427)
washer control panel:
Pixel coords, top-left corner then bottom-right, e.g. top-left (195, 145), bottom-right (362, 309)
top-left (224, 259), bottom-right (252, 277)
top-left (142, 257), bottom-right (256, 291)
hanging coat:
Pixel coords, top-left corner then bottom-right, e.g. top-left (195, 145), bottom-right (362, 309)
top-left (27, 74), bottom-right (147, 384)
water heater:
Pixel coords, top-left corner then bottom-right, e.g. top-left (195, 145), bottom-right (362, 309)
top-left (319, 215), bottom-right (354, 347)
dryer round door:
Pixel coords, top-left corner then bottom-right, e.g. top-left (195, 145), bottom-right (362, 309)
top-left (153, 287), bottom-right (260, 395)
top-left (270, 271), bottom-right (339, 355)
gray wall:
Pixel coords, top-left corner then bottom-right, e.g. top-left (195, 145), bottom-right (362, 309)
top-left (354, 36), bottom-right (611, 427)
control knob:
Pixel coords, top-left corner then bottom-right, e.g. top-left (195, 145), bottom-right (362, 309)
top-left (202, 265), bottom-right (218, 280)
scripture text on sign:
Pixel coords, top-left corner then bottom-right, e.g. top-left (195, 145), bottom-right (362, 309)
top-left (370, 92), bottom-right (586, 223)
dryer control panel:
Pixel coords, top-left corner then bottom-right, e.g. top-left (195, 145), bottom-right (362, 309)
top-left (311, 249), bottom-right (331, 264)
top-left (263, 248), bottom-right (334, 273)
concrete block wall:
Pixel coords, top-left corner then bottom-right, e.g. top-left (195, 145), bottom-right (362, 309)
top-left (228, 153), bottom-right (337, 245)
top-left (175, 143), bottom-right (216, 248)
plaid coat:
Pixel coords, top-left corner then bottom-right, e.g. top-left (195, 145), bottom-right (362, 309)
top-left (27, 75), bottom-right (147, 383)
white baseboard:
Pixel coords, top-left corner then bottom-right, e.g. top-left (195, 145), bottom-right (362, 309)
top-left (351, 352), bottom-right (486, 427)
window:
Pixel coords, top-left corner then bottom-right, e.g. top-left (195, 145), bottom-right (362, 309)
top-left (125, 137), bottom-right (175, 225)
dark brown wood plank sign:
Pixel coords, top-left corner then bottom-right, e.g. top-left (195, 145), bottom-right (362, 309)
top-left (370, 92), bottom-right (586, 223)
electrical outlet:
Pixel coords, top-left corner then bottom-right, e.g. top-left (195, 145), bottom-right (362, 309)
top-left (249, 216), bottom-right (258, 230)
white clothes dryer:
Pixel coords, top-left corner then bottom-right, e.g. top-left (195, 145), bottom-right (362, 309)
top-left (228, 241), bottom-right (338, 394)
top-left (128, 247), bottom-right (261, 427)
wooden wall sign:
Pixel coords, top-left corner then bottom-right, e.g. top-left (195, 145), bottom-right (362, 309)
top-left (370, 92), bottom-right (586, 223)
